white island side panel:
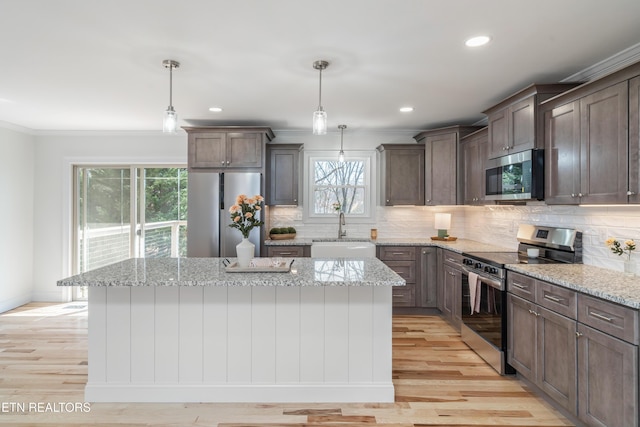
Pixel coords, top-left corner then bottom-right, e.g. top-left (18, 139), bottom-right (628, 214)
top-left (86, 285), bottom-right (394, 402)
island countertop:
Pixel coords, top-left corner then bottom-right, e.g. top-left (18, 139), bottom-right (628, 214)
top-left (57, 257), bottom-right (406, 287)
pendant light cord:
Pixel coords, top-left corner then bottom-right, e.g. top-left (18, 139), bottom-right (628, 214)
top-left (317, 68), bottom-right (323, 110)
top-left (169, 64), bottom-right (173, 108)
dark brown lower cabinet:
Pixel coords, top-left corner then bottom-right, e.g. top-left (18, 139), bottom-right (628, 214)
top-left (508, 274), bottom-right (639, 427)
top-left (578, 324), bottom-right (638, 427)
top-left (266, 245), bottom-right (310, 257)
top-left (438, 249), bottom-right (462, 330)
top-left (508, 293), bottom-right (577, 415)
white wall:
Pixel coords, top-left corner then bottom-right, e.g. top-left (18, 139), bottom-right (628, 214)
top-left (32, 131), bottom-right (186, 302)
top-left (464, 204), bottom-right (640, 274)
top-left (0, 125), bottom-right (35, 312)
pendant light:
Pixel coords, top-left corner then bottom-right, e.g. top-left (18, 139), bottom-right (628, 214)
top-left (312, 60), bottom-right (329, 135)
top-left (162, 59), bottom-right (180, 133)
top-left (338, 124), bottom-right (347, 162)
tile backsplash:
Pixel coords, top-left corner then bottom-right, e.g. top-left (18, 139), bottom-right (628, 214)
top-left (268, 203), bottom-right (640, 274)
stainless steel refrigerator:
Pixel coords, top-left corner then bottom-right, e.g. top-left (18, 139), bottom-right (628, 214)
top-left (186, 172), bottom-right (262, 257)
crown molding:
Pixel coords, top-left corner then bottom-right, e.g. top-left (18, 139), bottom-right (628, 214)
top-left (562, 42), bottom-right (640, 82)
top-left (0, 120), bottom-right (37, 135)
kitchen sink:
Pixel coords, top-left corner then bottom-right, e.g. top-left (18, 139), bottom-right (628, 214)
top-left (310, 239), bottom-right (376, 258)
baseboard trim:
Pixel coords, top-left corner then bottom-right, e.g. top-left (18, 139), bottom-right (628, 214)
top-left (85, 383), bottom-right (395, 403)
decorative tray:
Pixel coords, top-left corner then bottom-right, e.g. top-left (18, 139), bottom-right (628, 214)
top-left (269, 233), bottom-right (296, 240)
top-left (224, 259), bottom-right (293, 273)
top-left (430, 236), bottom-right (458, 241)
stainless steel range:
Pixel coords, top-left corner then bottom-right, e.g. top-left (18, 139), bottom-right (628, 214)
top-left (460, 224), bottom-right (582, 374)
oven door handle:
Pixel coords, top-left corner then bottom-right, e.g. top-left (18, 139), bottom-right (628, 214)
top-left (462, 267), bottom-right (504, 291)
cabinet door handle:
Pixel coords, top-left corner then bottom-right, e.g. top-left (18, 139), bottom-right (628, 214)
top-left (221, 161), bottom-right (225, 165)
top-left (589, 311), bottom-right (614, 322)
top-left (293, 199), bottom-right (297, 202)
top-left (571, 193), bottom-right (577, 198)
top-left (448, 271), bottom-right (457, 276)
top-left (544, 294), bottom-right (563, 303)
top-left (511, 282), bottom-right (527, 290)
top-left (575, 332), bottom-right (583, 338)
top-left (578, 193), bottom-right (584, 197)
top-left (226, 160), bottom-right (230, 165)
top-left (528, 309), bottom-right (539, 317)
top-left (386, 199), bottom-right (390, 203)
top-left (627, 191), bottom-right (637, 196)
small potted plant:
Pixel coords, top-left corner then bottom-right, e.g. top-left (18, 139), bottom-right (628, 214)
top-left (269, 227), bottom-right (297, 240)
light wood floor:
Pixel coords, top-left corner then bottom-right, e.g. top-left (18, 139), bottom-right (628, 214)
top-left (0, 302), bottom-right (574, 427)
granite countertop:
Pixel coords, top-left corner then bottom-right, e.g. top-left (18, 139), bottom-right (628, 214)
top-left (507, 263), bottom-right (640, 309)
top-left (57, 257), bottom-right (406, 288)
top-left (265, 237), bottom-right (512, 254)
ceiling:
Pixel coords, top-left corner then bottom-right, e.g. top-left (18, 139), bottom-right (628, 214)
top-left (1, 0), bottom-right (640, 133)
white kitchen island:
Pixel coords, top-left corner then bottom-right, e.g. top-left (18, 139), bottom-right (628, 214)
top-left (57, 257), bottom-right (405, 403)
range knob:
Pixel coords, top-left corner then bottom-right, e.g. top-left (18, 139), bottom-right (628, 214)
top-left (474, 262), bottom-right (482, 269)
top-left (463, 259), bottom-right (473, 266)
top-left (485, 266), bottom-right (498, 274)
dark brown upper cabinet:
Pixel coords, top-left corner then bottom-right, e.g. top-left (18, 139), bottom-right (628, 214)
top-left (377, 144), bottom-right (425, 206)
top-left (460, 127), bottom-right (492, 205)
top-left (483, 84), bottom-right (580, 160)
top-left (542, 60), bottom-right (640, 205)
top-left (414, 126), bottom-right (481, 206)
top-left (184, 127), bottom-right (275, 172)
top-left (265, 144), bottom-right (302, 206)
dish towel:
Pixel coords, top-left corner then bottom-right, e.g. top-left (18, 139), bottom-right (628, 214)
top-left (468, 272), bottom-right (482, 314)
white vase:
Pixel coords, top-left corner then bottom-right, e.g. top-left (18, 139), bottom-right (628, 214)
top-left (236, 238), bottom-right (255, 268)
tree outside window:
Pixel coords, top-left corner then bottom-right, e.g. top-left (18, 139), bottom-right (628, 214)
top-left (313, 159), bottom-right (366, 215)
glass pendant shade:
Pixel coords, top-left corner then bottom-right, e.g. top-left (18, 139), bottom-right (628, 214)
top-left (338, 150), bottom-right (345, 162)
top-left (163, 107), bottom-right (178, 134)
top-left (313, 109), bottom-right (327, 135)
top-left (162, 59), bottom-right (180, 134)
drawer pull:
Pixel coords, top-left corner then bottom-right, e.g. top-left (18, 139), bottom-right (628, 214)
top-left (575, 332), bottom-right (583, 338)
top-left (528, 309), bottom-right (540, 317)
top-left (589, 311), bottom-right (614, 322)
top-left (278, 252), bottom-right (292, 255)
top-left (512, 282), bottom-right (527, 290)
top-left (544, 294), bottom-right (563, 303)
top-left (448, 271), bottom-right (457, 276)
top-left (392, 293), bottom-right (404, 298)
top-left (446, 257), bottom-right (457, 263)
top-left (392, 252), bottom-right (406, 255)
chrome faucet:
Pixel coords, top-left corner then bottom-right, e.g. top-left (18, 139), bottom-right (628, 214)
top-left (338, 212), bottom-right (347, 238)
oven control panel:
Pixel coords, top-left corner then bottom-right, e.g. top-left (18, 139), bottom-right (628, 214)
top-left (462, 258), bottom-right (504, 279)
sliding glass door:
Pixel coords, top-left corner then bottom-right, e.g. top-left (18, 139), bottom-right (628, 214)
top-left (73, 166), bottom-right (187, 300)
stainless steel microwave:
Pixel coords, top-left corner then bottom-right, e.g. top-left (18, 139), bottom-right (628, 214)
top-left (485, 149), bottom-right (544, 201)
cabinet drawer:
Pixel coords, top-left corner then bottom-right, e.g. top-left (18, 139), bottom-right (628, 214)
top-left (537, 281), bottom-right (577, 319)
top-left (508, 272), bottom-right (536, 302)
top-left (267, 246), bottom-right (305, 257)
top-left (392, 285), bottom-right (415, 307)
top-left (378, 246), bottom-right (416, 261)
top-left (383, 260), bottom-right (416, 284)
top-left (442, 250), bottom-right (463, 267)
top-left (578, 294), bottom-right (639, 344)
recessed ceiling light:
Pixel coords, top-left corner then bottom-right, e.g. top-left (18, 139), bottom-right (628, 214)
top-left (465, 35), bottom-right (491, 47)
top-left (208, 107), bottom-right (223, 112)
top-left (399, 106), bottom-right (414, 113)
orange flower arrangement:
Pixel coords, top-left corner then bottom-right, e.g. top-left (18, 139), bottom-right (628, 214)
top-left (228, 194), bottom-right (264, 238)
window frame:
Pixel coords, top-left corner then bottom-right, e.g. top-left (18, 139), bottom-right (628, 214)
top-left (303, 150), bottom-right (377, 224)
